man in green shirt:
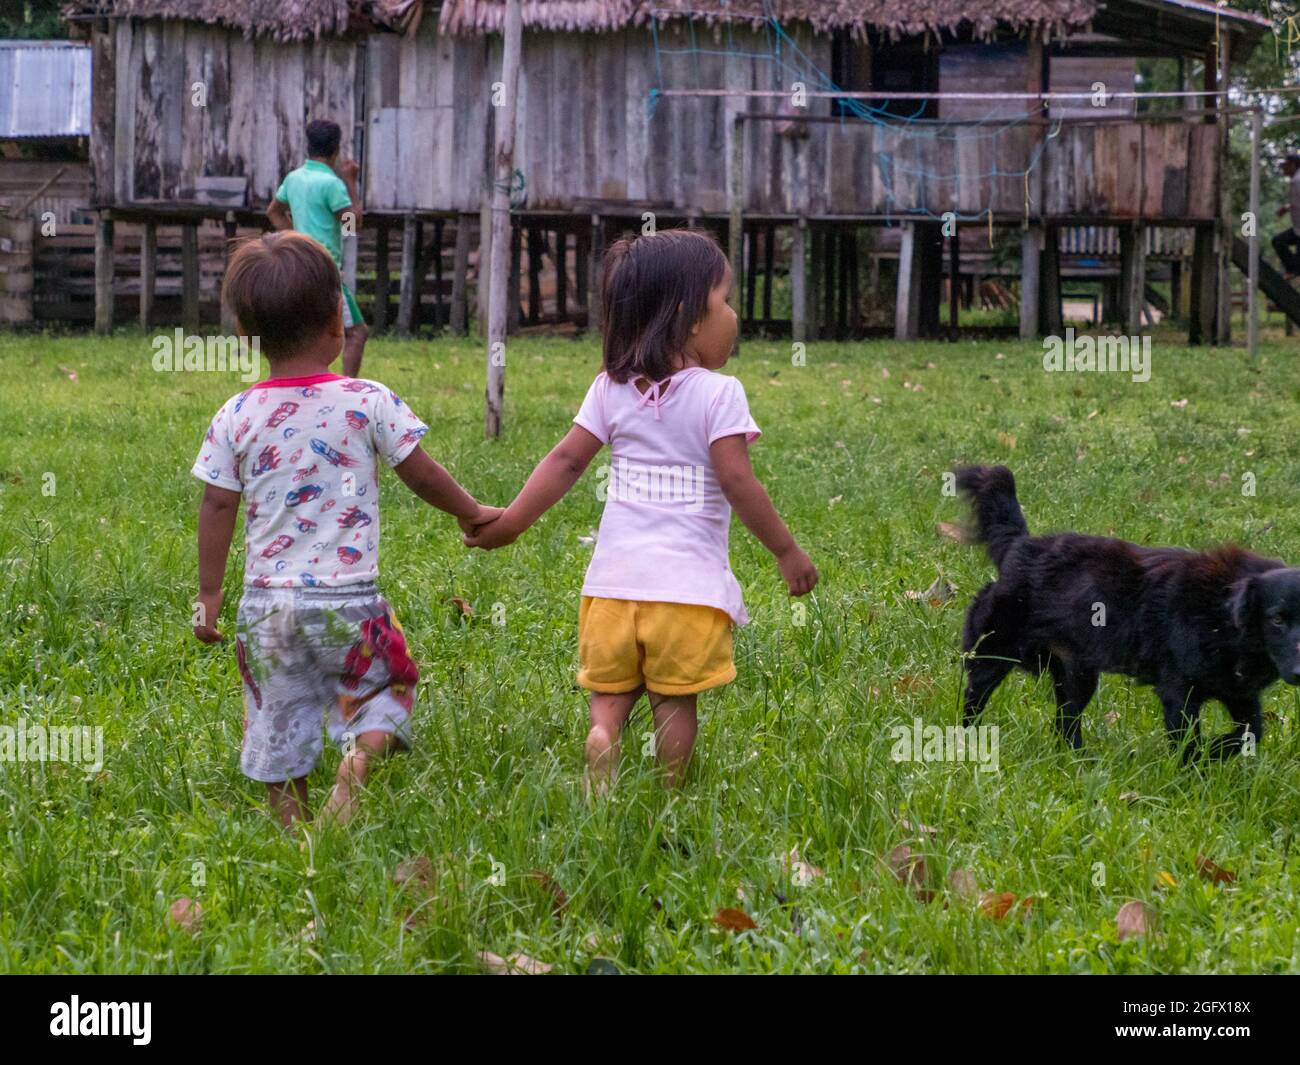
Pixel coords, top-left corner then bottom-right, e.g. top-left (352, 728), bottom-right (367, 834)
top-left (268, 119), bottom-right (367, 376)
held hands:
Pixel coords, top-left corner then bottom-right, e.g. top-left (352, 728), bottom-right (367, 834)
top-left (458, 503), bottom-right (504, 541)
top-left (193, 590), bottom-right (224, 644)
top-left (463, 508), bottom-right (520, 550)
top-left (777, 544), bottom-right (819, 597)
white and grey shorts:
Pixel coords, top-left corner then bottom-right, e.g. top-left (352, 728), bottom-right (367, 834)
top-left (234, 583), bottom-right (417, 783)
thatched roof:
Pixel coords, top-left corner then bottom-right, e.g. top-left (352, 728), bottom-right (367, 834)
top-left (437, 1), bottom-right (1101, 37)
top-left (62, 1), bottom-right (420, 41)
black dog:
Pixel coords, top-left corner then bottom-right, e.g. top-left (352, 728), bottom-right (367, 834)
top-left (956, 465), bottom-right (1300, 759)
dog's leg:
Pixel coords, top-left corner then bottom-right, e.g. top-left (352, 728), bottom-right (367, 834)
top-left (963, 656), bottom-right (1016, 726)
top-left (1048, 660), bottom-right (1098, 750)
top-left (1207, 696), bottom-right (1263, 759)
top-left (1157, 685), bottom-right (1203, 763)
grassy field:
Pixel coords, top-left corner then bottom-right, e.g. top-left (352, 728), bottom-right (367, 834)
top-left (2, 325), bottom-right (1300, 974)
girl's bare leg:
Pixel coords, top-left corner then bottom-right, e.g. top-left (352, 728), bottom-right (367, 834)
top-left (585, 687), bottom-right (644, 795)
top-left (648, 693), bottom-right (699, 788)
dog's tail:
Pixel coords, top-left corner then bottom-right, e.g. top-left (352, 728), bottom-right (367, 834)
top-left (955, 465), bottom-right (1029, 571)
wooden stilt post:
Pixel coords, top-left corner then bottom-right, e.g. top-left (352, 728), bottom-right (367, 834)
top-left (432, 218), bottom-right (445, 330)
top-left (744, 228), bottom-right (758, 325)
top-left (373, 223), bottom-right (390, 334)
top-left (1214, 38), bottom-right (1232, 346)
top-left (508, 221), bottom-right (521, 331)
top-left (555, 229), bottom-right (568, 322)
top-left (1040, 224), bottom-right (1063, 336)
top-left (895, 221), bottom-right (921, 341)
top-left (918, 222), bottom-right (942, 338)
top-left (1119, 221), bottom-right (1146, 336)
top-left (450, 214), bottom-right (471, 335)
top-left (1189, 223), bottom-right (1216, 345)
top-left (94, 209), bottom-right (114, 335)
top-left (836, 228), bottom-right (849, 338)
top-left (807, 224), bottom-right (822, 341)
top-left (139, 219), bottom-right (156, 331)
top-left (526, 224), bottom-right (542, 325)
top-left (1248, 107), bottom-right (1261, 358)
top-left (587, 214), bottom-right (604, 333)
top-left (181, 221), bottom-right (200, 333)
top-left (848, 226), bottom-right (861, 335)
top-left (791, 217), bottom-right (807, 343)
top-left (728, 114), bottom-right (745, 322)
top-left (486, 0), bottom-right (522, 437)
top-left (948, 230), bottom-right (960, 339)
top-left (762, 223), bottom-right (775, 326)
top-left (1019, 227), bottom-right (1041, 340)
top-left (397, 213), bottom-right (417, 336)
top-left (221, 212), bottom-right (239, 334)
top-left (575, 225), bottom-right (590, 328)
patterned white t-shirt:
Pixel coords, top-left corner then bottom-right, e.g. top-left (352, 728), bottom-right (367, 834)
top-left (192, 373), bottom-right (428, 589)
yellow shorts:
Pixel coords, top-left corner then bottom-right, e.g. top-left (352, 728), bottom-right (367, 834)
top-left (577, 597), bottom-right (736, 696)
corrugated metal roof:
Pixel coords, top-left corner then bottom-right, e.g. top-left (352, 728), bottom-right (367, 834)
top-left (0, 41), bottom-right (92, 139)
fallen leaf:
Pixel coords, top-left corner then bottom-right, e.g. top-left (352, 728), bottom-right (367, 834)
top-left (1116, 900), bottom-right (1150, 941)
top-left (936, 522), bottom-right (965, 544)
top-left (996, 431), bottom-right (1017, 449)
top-left (1170, 399), bottom-right (1188, 408)
top-left (1118, 791), bottom-right (1140, 804)
top-left (885, 845), bottom-right (934, 902)
top-left (712, 907), bottom-right (758, 932)
top-left (1195, 855), bottom-right (1237, 885)
top-left (477, 950), bottom-right (554, 975)
top-left (527, 869), bottom-right (569, 917)
top-left (894, 674), bottom-right (933, 695)
top-left (979, 891), bottom-right (1017, 919)
top-left (900, 819), bottom-right (939, 838)
top-left (393, 856), bottom-right (434, 890)
top-left (780, 847), bottom-right (825, 886)
top-left (881, 367), bottom-right (891, 379)
top-left (906, 574), bottom-right (955, 605)
top-left (169, 896), bottom-right (203, 934)
top-left (1156, 870), bottom-right (1178, 889)
top-left (448, 597), bottom-right (474, 618)
top-left (948, 868), bottom-right (979, 899)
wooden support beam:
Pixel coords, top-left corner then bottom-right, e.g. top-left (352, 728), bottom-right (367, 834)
top-left (221, 212), bottom-right (238, 334)
top-left (895, 221), bottom-right (922, 341)
top-left (575, 224), bottom-right (590, 327)
top-left (948, 231), bottom-right (960, 338)
top-left (432, 219), bottom-right (445, 330)
top-left (450, 215), bottom-right (471, 335)
top-left (1040, 224), bottom-right (1063, 336)
top-left (181, 222), bottom-right (200, 333)
top-left (745, 227), bottom-right (758, 324)
top-left (139, 220), bottom-right (156, 330)
top-left (727, 115), bottom-right (744, 318)
top-left (918, 223), bottom-right (942, 338)
top-left (397, 213), bottom-right (418, 336)
top-left (508, 220), bottom-right (522, 331)
top-left (555, 229), bottom-right (568, 321)
top-left (1119, 222), bottom-right (1146, 335)
top-left (373, 223), bottom-right (390, 334)
top-left (486, 0), bottom-right (521, 437)
top-left (1018, 226), bottom-right (1042, 340)
top-left (94, 210), bottom-right (114, 335)
top-left (807, 225), bottom-right (822, 341)
top-left (836, 228), bottom-right (849, 337)
top-left (587, 214), bottom-right (604, 333)
top-left (1214, 39), bottom-right (1232, 345)
top-left (791, 218), bottom-right (807, 343)
top-left (762, 223), bottom-right (775, 323)
top-left (1189, 223), bottom-right (1216, 345)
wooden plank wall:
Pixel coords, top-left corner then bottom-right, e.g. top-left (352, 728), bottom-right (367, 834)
top-left (0, 160), bottom-right (92, 224)
top-left (106, 19), bottom-right (1219, 222)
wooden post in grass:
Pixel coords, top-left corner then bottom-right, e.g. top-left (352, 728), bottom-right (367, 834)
top-left (895, 222), bottom-right (921, 340)
top-left (791, 217), bottom-right (807, 343)
top-left (1248, 107), bottom-right (1261, 358)
top-left (486, 0), bottom-right (522, 437)
top-left (221, 212), bottom-right (239, 334)
top-left (450, 213), bottom-right (472, 335)
top-left (373, 222), bottom-right (390, 334)
top-left (181, 221), bottom-right (200, 333)
top-left (397, 213), bottom-right (417, 336)
top-left (139, 220), bottom-right (156, 330)
top-left (94, 209), bottom-right (113, 334)
top-left (728, 114), bottom-right (744, 321)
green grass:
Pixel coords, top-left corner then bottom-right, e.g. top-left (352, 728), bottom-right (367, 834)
top-left (2, 324), bottom-right (1300, 974)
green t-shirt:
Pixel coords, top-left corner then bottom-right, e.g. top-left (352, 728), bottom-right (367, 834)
top-left (274, 159), bottom-right (353, 267)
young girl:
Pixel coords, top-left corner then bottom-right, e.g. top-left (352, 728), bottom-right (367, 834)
top-left (466, 229), bottom-right (817, 789)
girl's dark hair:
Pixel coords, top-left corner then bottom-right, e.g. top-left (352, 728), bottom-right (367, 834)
top-left (600, 228), bottom-right (729, 383)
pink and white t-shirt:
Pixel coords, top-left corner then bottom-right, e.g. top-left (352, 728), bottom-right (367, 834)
top-left (573, 366), bottom-right (761, 625)
top-left (192, 373), bottom-right (429, 589)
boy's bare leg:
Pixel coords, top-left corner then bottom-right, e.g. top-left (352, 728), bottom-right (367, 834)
top-left (586, 687), bottom-right (644, 796)
top-left (268, 777), bottom-right (311, 827)
top-left (320, 729), bottom-right (397, 826)
top-left (648, 693), bottom-right (699, 788)
top-left (341, 321), bottom-right (368, 378)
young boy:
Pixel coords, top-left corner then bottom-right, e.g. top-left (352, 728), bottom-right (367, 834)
top-left (268, 119), bottom-right (368, 377)
top-left (192, 231), bottom-right (499, 827)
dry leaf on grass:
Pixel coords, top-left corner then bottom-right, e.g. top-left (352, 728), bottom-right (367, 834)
top-left (1195, 855), bottom-right (1237, 884)
top-left (885, 845), bottom-right (935, 903)
top-left (527, 869), bottom-right (570, 917)
top-left (906, 574), bottom-right (955, 606)
top-left (448, 597), bottom-right (474, 618)
top-left (712, 907), bottom-right (758, 932)
top-left (978, 891), bottom-right (1033, 920)
top-left (936, 522), bottom-right (965, 544)
top-left (900, 819), bottom-right (939, 838)
top-left (948, 868), bottom-right (979, 899)
top-left (780, 847), bottom-right (825, 886)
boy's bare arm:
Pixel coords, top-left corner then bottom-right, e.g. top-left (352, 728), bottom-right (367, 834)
top-left (393, 447), bottom-right (499, 532)
top-left (195, 483), bottom-right (241, 642)
top-left (710, 433), bottom-right (818, 596)
top-left (267, 198), bottom-right (292, 231)
top-left (464, 426), bottom-right (603, 549)
top-left (337, 160), bottom-right (363, 232)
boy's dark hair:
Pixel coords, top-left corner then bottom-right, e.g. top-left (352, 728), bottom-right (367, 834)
top-left (600, 228), bottom-right (729, 383)
top-left (306, 119), bottom-right (342, 159)
top-left (222, 231), bottom-right (341, 359)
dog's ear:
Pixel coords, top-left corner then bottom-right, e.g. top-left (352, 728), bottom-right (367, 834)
top-left (1228, 576), bottom-right (1257, 630)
